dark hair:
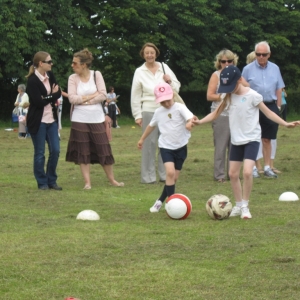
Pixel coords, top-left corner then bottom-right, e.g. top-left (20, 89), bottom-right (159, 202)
top-left (139, 43), bottom-right (160, 59)
top-left (109, 86), bottom-right (114, 92)
top-left (73, 48), bottom-right (94, 68)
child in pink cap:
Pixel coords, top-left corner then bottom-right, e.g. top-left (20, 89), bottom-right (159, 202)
top-left (137, 82), bottom-right (194, 213)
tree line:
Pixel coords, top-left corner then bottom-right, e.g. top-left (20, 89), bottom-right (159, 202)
top-left (1, 0), bottom-right (300, 119)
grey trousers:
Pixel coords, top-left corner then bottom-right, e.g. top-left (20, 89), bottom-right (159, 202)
top-left (212, 115), bottom-right (230, 180)
top-left (141, 111), bottom-right (166, 183)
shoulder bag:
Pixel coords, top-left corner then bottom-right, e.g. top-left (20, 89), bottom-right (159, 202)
top-left (161, 62), bottom-right (185, 105)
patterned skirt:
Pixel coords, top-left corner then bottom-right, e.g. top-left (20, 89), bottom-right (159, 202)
top-left (66, 122), bottom-right (115, 165)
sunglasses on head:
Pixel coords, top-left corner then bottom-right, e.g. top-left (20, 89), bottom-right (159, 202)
top-left (42, 60), bottom-right (53, 64)
top-left (255, 53), bottom-right (269, 57)
top-left (220, 59), bottom-right (233, 64)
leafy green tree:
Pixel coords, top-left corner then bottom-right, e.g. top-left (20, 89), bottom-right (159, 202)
top-left (1, 0), bottom-right (300, 119)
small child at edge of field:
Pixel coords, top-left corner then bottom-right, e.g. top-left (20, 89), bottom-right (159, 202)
top-left (193, 65), bottom-right (299, 219)
top-left (137, 82), bottom-right (194, 213)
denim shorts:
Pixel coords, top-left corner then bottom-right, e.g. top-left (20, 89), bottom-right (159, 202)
top-left (160, 145), bottom-right (187, 170)
top-left (229, 141), bottom-right (260, 162)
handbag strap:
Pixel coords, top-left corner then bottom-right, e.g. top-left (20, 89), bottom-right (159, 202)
top-left (161, 62), bottom-right (173, 86)
top-left (161, 62), bottom-right (166, 74)
top-left (93, 70), bottom-right (106, 114)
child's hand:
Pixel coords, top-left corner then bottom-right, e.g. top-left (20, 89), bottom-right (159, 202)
top-left (286, 121), bottom-right (300, 128)
top-left (137, 139), bottom-right (143, 149)
top-left (192, 116), bottom-right (201, 126)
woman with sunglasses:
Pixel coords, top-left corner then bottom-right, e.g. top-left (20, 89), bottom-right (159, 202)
top-left (25, 51), bottom-right (62, 190)
top-left (66, 48), bottom-right (124, 189)
top-left (207, 49), bottom-right (249, 183)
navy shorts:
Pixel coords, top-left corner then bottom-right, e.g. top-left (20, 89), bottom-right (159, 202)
top-left (160, 145), bottom-right (187, 170)
top-left (260, 102), bottom-right (279, 139)
top-left (229, 141), bottom-right (260, 162)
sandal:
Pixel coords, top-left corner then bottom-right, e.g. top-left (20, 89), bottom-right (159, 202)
top-left (217, 178), bottom-right (226, 183)
top-left (110, 182), bottom-right (125, 187)
top-left (272, 168), bottom-right (282, 174)
top-left (83, 185), bottom-right (91, 190)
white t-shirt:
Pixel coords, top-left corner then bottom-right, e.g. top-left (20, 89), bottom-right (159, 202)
top-left (149, 102), bottom-right (193, 149)
top-left (107, 92), bottom-right (116, 105)
top-left (227, 88), bottom-right (263, 145)
top-left (71, 72), bottom-right (103, 123)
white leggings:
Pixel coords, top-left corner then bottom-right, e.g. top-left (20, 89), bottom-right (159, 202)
top-left (256, 139), bottom-right (276, 160)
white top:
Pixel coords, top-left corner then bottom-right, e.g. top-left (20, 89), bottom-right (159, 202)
top-left (131, 62), bottom-right (180, 120)
top-left (107, 92), bottom-right (116, 105)
top-left (58, 95), bottom-right (63, 108)
top-left (71, 71), bottom-right (103, 123)
top-left (149, 102), bottom-right (193, 149)
top-left (104, 105), bottom-right (108, 114)
top-left (227, 88), bottom-right (263, 145)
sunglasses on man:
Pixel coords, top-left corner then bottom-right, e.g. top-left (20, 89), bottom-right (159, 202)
top-left (255, 53), bottom-right (269, 57)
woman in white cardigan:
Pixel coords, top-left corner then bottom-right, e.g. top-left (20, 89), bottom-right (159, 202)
top-left (14, 84), bottom-right (29, 115)
top-left (131, 42), bottom-right (181, 184)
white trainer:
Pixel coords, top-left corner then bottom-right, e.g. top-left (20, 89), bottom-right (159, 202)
top-left (253, 169), bottom-right (260, 178)
top-left (264, 168), bottom-right (277, 178)
top-left (241, 206), bottom-right (252, 219)
top-left (229, 206), bottom-right (241, 217)
top-left (150, 200), bottom-right (162, 213)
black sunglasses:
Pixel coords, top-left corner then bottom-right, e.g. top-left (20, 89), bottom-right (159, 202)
top-left (220, 59), bottom-right (233, 64)
top-left (42, 60), bottom-right (53, 64)
top-left (255, 53), bottom-right (269, 57)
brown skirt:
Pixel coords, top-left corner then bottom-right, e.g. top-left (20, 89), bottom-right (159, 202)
top-left (66, 122), bottom-right (115, 165)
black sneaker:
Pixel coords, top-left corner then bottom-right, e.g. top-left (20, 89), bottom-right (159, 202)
top-left (49, 184), bottom-right (63, 191)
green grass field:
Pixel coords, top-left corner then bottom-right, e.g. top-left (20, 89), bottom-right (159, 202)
top-left (1, 116), bottom-right (300, 300)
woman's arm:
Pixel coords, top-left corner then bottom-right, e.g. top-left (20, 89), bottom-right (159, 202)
top-left (131, 69), bottom-right (143, 121)
top-left (61, 90), bottom-right (68, 98)
top-left (137, 125), bottom-right (156, 149)
top-left (19, 93), bottom-right (29, 107)
top-left (276, 88), bottom-right (282, 108)
top-left (68, 74), bottom-right (85, 105)
top-left (207, 72), bottom-right (222, 102)
top-left (27, 75), bottom-right (60, 108)
top-left (163, 63), bottom-right (181, 93)
top-left (88, 71), bottom-right (107, 105)
top-left (241, 76), bottom-right (250, 87)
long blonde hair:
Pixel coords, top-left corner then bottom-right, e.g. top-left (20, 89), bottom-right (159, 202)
top-left (215, 94), bottom-right (231, 117)
top-left (246, 51), bottom-right (256, 64)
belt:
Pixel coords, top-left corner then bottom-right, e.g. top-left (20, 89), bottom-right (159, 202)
top-left (263, 100), bottom-right (276, 105)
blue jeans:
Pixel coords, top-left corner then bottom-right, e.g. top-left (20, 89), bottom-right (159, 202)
top-left (31, 122), bottom-right (60, 188)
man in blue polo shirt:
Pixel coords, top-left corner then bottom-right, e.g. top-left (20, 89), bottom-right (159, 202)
top-left (242, 41), bottom-right (285, 178)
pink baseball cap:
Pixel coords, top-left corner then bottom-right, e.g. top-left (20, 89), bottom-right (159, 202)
top-left (154, 82), bottom-right (173, 104)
